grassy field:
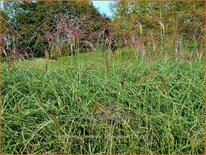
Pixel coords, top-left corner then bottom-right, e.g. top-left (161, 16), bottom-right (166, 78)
top-left (2, 50), bottom-right (205, 154)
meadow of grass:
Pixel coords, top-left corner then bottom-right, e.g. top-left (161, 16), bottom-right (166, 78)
top-left (2, 49), bottom-right (205, 154)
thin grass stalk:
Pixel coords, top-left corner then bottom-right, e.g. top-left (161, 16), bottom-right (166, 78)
top-left (172, 20), bottom-right (179, 45)
top-left (8, 58), bottom-right (13, 71)
top-left (140, 40), bottom-right (146, 57)
top-left (109, 122), bottom-right (113, 154)
top-left (105, 54), bottom-right (110, 80)
top-left (8, 47), bottom-right (17, 71)
top-left (196, 37), bottom-right (203, 60)
top-left (45, 48), bottom-right (49, 72)
top-left (150, 30), bottom-right (156, 53)
top-left (176, 35), bottom-right (184, 57)
top-left (36, 90), bottom-right (43, 107)
top-left (130, 33), bottom-right (137, 56)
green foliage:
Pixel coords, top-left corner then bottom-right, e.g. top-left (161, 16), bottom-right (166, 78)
top-left (2, 1), bottom-right (204, 58)
top-left (1, 2), bottom-right (204, 153)
top-left (2, 50), bottom-right (204, 154)
top-left (110, 1), bottom-right (204, 48)
top-left (2, 1), bottom-right (106, 57)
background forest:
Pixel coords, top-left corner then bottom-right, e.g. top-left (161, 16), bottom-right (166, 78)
top-left (2, 1), bottom-right (204, 59)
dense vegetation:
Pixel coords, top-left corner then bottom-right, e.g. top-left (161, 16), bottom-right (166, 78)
top-left (2, 1), bottom-right (109, 57)
top-left (2, 51), bottom-right (204, 154)
top-left (1, 1), bottom-right (205, 154)
top-left (2, 1), bottom-right (204, 58)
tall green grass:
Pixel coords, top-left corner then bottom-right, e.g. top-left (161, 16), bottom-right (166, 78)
top-left (2, 50), bottom-right (205, 154)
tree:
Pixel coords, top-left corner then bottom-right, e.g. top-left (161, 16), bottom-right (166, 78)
top-left (109, 1), bottom-right (204, 52)
top-left (2, 1), bottom-right (107, 57)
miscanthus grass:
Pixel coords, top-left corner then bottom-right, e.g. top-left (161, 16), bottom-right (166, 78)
top-left (2, 50), bottom-right (205, 154)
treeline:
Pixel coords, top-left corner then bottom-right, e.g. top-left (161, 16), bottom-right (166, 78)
top-left (1, 1), bottom-right (204, 59)
top-left (2, 1), bottom-right (110, 58)
top-left (110, 1), bottom-right (204, 57)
